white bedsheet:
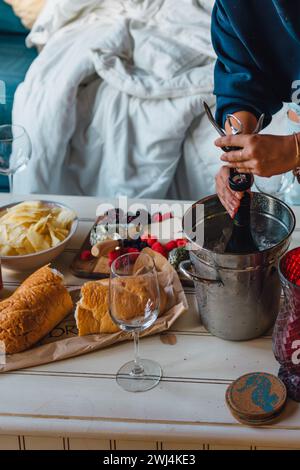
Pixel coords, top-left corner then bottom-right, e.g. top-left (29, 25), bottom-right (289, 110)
top-left (12, 0), bottom-right (217, 197)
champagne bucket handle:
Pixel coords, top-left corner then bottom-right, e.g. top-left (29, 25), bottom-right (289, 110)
top-left (179, 260), bottom-right (223, 286)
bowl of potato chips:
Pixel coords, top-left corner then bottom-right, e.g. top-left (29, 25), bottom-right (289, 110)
top-left (0, 200), bottom-right (78, 271)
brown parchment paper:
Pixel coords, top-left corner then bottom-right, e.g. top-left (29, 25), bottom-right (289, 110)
top-left (0, 248), bottom-right (188, 372)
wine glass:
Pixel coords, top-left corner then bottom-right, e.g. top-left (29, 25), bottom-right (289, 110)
top-left (109, 252), bottom-right (162, 392)
top-left (0, 125), bottom-right (32, 193)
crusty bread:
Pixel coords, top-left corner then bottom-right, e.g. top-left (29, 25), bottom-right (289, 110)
top-left (0, 266), bottom-right (73, 354)
top-left (76, 279), bottom-right (119, 336)
top-left (111, 275), bottom-right (160, 322)
top-left (76, 275), bottom-right (167, 336)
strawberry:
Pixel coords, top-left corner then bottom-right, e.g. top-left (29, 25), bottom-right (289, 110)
top-left (151, 241), bottom-right (163, 250)
top-left (151, 242), bottom-right (168, 258)
top-left (176, 238), bottom-right (188, 247)
top-left (165, 240), bottom-right (177, 252)
top-left (141, 234), bottom-right (157, 247)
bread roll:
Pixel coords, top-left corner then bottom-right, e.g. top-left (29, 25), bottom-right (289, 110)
top-left (76, 276), bottom-right (167, 336)
top-left (0, 265), bottom-right (73, 354)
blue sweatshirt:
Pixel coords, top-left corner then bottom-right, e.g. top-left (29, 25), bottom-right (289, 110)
top-left (212, 0), bottom-right (300, 127)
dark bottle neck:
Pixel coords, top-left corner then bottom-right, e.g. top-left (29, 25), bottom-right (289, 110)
top-left (228, 168), bottom-right (253, 228)
top-left (229, 169), bottom-right (253, 192)
top-left (225, 192), bottom-right (257, 253)
top-left (234, 192), bottom-right (251, 228)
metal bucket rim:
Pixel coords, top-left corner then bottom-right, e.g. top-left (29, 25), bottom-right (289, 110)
top-left (183, 193), bottom-right (296, 260)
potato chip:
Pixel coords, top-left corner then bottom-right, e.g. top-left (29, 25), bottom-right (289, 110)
top-left (0, 201), bottom-right (76, 256)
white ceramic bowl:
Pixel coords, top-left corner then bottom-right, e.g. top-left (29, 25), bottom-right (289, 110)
top-left (0, 200), bottom-right (79, 272)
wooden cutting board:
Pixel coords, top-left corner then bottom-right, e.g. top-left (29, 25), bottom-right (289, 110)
top-left (70, 218), bottom-right (193, 286)
top-left (70, 230), bottom-right (111, 279)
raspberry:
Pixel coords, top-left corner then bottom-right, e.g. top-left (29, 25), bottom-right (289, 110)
top-left (165, 240), bottom-right (177, 252)
top-left (80, 250), bottom-right (93, 261)
top-left (296, 279), bottom-right (300, 287)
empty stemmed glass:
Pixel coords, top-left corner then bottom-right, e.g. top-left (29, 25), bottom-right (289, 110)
top-left (0, 125), bottom-right (31, 193)
top-left (109, 252), bottom-right (162, 392)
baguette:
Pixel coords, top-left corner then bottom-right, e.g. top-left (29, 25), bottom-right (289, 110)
top-left (0, 265), bottom-right (73, 354)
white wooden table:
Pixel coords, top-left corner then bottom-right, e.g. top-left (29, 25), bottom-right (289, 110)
top-left (0, 193), bottom-right (300, 451)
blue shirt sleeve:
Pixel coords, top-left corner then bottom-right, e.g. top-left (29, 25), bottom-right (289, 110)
top-left (212, 1), bottom-right (282, 127)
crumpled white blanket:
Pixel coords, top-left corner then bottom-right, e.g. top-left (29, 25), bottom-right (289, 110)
top-left (13, 0), bottom-right (216, 198)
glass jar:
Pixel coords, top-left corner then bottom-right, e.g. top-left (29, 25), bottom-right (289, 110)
top-left (273, 247), bottom-right (300, 401)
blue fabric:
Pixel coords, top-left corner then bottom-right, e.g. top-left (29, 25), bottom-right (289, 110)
top-left (212, 0), bottom-right (300, 127)
top-left (0, 2), bottom-right (27, 34)
top-left (0, 34), bottom-right (37, 125)
top-left (0, 2), bottom-right (36, 191)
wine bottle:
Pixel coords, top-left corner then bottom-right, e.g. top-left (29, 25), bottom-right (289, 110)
top-left (225, 169), bottom-right (258, 254)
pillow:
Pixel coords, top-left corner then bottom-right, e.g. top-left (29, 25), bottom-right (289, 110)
top-left (4, 0), bottom-right (45, 29)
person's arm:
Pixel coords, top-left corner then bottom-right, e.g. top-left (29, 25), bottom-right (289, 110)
top-left (212, 1), bottom-right (282, 128)
top-left (212, 1), bottom-right (286, 217)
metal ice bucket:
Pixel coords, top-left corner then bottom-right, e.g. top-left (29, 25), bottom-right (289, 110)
top-left (180, 193), bottom-right (296, 341)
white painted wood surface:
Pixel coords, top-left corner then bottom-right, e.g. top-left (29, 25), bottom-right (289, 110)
top-left (0, 194), bottom-right (299, 450)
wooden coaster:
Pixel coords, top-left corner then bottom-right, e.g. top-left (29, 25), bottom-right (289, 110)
top-left (226, 372), bottom-right (287, 426)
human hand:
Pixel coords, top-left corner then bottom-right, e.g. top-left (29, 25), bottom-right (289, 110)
top-left (215, 134), bottom-right (298, 177)
top-left (215, 166), bottom-right (244, 218)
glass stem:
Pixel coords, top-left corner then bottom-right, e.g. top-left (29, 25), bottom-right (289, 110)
top-left (8, 173), bottom-right (13, 194)
top-left (132, 330), bottom-right (144, 376)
